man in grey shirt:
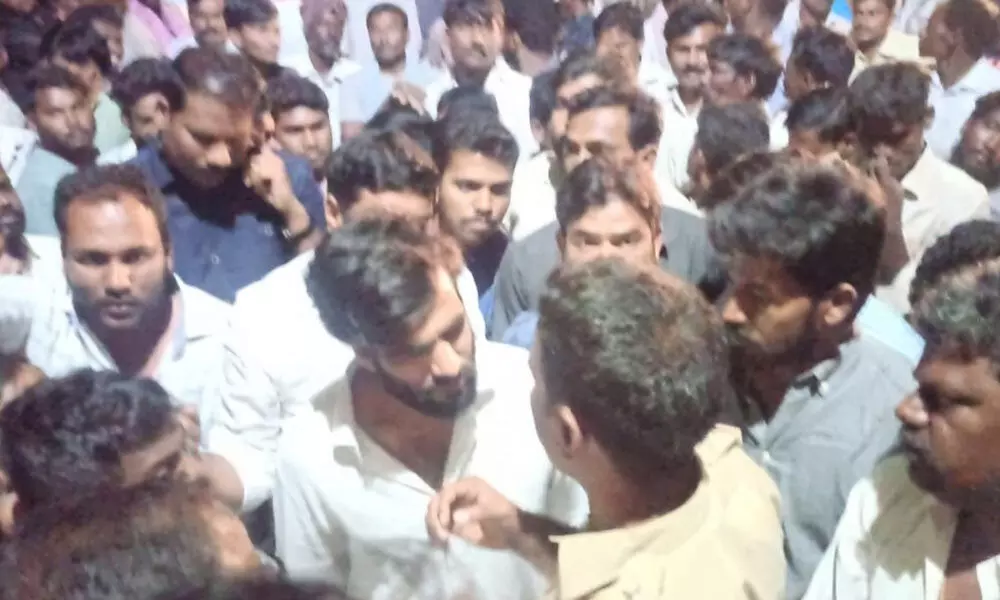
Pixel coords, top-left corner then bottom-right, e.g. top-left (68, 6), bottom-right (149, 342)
top-left (709, 160), bottom-right (916, 599)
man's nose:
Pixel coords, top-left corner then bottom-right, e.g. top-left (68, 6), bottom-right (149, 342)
top-left (896, 393), bottom-right (929, 428)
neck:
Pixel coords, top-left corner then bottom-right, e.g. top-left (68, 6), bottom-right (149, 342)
top-left (45, 143), bottom-right (97, 168)
top-left (378, 56), bottom-right (407, 76)
top-left (676, 86), bottom-right (703, 111)
top-left (742, 8), bottom-right (780, 39)
top-left (89, 294), bottom-right (174, 377)
top-left (937, 50), bottom-right (978, 90)
top-left (743, 338), bottom-right (843, 421)
top-left (516, 49), bottom-right (553, 77)
top-left (856, 34), bottom-right (887, 60)
top-left (309, 49), bottom-right (336, 74)
top-left (452, 63), bottom-right (492, 87)
top-left (586, 458), bottom-right (702, 531)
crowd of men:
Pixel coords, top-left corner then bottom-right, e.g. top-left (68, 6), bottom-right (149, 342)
top-left (1, 0), bottom-right (1000, 597)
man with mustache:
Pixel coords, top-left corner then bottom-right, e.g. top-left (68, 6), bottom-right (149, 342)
top-left (267, 218), bottom-right (587, 599)
top-left (710, 160), bottom-right (916, 600)
top-left (951, 91), bottom-right (1000, 220)
top-left (131, 48), bottom-right (325, 303)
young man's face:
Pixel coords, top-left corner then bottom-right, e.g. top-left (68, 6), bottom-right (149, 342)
top-left (706, 59), bottom-right (753, 105)
top-left (30, 86), bottom-right (96, 156)
top-left (852, 0), bottom-right (893, 50)
top-left (126, 92), bottom-right (173, 143)
top-left (303, 2), bottom-right (347, 66)
top-left (857, 117), bottom-right (927, 180)
top-left (595, 27), bottom-right (641, 81)
top-left (560, 105), bottom-right (636, 173)
top-left (273, 106), bottom-right (332, 177)
top-left (918, 6), bottom-right (951, 62)
top-left (190, 0), bottom-right (229, 50)
top-left (667, 23), bottom-right (723, 97)
top-left (557, 197), bottom-right (660, 267)
top-left (447, 18), bottom-right (502, 79)
top-left (550, 73), bottom-right (604, 142)
top-left (232, 18), bottom-right (281, 65)
top-left (437, 150), bottom-right (512, 250)
top-left (92, 19), bottom-right (124, 70)
top-left (368, 9), bottom-right (408, 67)
top-left (162, 91), bottom-right (256, 188)
top-left (952, 108), bottom-right (1000, 189)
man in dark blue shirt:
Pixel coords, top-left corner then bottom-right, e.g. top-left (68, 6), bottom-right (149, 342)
top-left (132, 48), bottom-right (325, 303)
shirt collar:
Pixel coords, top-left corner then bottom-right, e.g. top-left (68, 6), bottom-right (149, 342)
top-left (934, 58), bottom-right (1000, 95)
top-left (140, 143), bottom-right (177, 191)
top-left (901, 145), bottom-right (937, 202)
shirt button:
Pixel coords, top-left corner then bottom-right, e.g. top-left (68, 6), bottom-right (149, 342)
top-left (210, 254), bottom-right (221, 265)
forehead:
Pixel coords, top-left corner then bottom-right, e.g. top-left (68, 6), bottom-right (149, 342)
top-left (63, 195), bottom-right (164, 246)
top-left (567, 198), bottom-right (651, 233)
top-left (192, 0), bottom-right (222, 12)
top-left (855, 0), bottom-right (890, 12)
top-left (275, 105), bottom-right (328, 127)
top-left (370, 9), bottom-right (404, 26)
top-left (406, 267), bottom-right (465, 344)
top-left (132, 92), bottom-right (169, 111)
top-left (568, 105), bottom-right (630, 136)
top-left (350, 188), bottom-right (435, 221)
top-left (37, 86), bottom-right (83, 108)
top-left (672, 23), bottom-right (722, 44)
top-left (178, 92), bottom-right (254, 126)
top-left (443, 149), bottom-right (512, 179)
top-left (917, 352), bottom-right (1000, 400)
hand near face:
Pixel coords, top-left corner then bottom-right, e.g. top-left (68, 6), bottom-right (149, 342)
top-left (390, 81), bottom-right (429, 115)
top-left (426, 477), bottom-right (522, 550)
top-left (244, 145), bottom-right (303, 220)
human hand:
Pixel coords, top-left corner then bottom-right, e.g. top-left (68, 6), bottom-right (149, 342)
top-left (426, 477), bottom-right (522, 550)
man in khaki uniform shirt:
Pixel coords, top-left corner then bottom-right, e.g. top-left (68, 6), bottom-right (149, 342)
top-left (427, 260), bottom-right (785, 600)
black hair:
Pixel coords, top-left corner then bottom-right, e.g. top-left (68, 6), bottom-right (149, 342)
top-left (110, 57), bottom-right (185, 114)
top-left (707, 33), bottom-right (782, 99)
top-left (968, 89), bottom-right (1000, 122)
top-left (694, 102), bottom-right (770, 175)
top-left (942, 0), bottom-right (1000, 58)
top-left (537, 258), bottom-right (730, 478)
top-left (223, 0), bottom-right (278, 29)
top-left (432, 112), bottom-right (519, 172)
top-left (21, 63), bottom-right (88, 113)
top-left (443, 0), bottom-right (503, 27)
top-left (503, 0), bottom-right (558, 54)
top-left (365, 97), bottom-right (424, 130)
top-left (702, 149), bottom-right (791, 210)
top-left (530, 70), bottom-right (557, 127)
top-left (172, 47), bottom-right (263, 111)
top-left (663, 0), bottom-right (727, 43)
top-left (325, 129), bottom-right (439, 212)
top-left (0, 369), bottom-right (176, 509)
top-left (564, 86), bottom-right (663, 152)
top-left (593, 1), bottom-right (644, 42)
top-left (848, 62), bottom-right (930, 132)
top-left (709, 161), bottom-right (886, 300)
top-left (267, 72), bottom-right (330, 118)
top-left (786, 87), bottom-right (850, 142)
top-left (54, 164), bottom-right (172, 251)
top-left (552, 50), bottom-right (620, 94)
top-left (788, 26), bottom-right (854, 88)
top-left (306, 218), bottom-right (459, 348)
top-left (46, 20), bottom-right (113, 77)
top-left (64, 4), bottom-right (124, 29)
top-left (437, 85), bottom-right (500, 119)
top-left (169, 579), bottom-right (352, 600)
top-left (910, 220), bottom-right (1000, 306)
top-left (1, 22), bottom-right (45, 110)
top-left (556, 155), bottom-right (661, 233)
top-left (366, 2), bottom-right (409, 31)
top-left (911, 263), bottom-right (1000, 366)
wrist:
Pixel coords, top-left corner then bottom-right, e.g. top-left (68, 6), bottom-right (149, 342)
top-left (281, 201), bottom-right (311, 234)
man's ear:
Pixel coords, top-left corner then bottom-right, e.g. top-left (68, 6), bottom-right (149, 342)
top-left (353, 347), bottom-right (376, 371)
top-left (738, 73), bottom-right (757, 101)
top-left (818, 283), bottom-right (859, 331)
top-left (923, 105), bottom-right (935, 130)
top-left (554, 404), bottom-right (585, 458)
top-left (637, 143), bottom-right (658, 166)
top-left (0, 492), bottom-right (19, 538)
top-left (324, 193), bottom-right (342, 231)
top-left (556, 230), bottom-right (567, 259)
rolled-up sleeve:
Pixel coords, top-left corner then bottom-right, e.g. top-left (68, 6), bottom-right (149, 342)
top-left (0, 275), bottom-right (40, 355)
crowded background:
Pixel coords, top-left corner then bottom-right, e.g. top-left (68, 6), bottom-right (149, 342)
top-left (0, 0), bottom-right (999, 597)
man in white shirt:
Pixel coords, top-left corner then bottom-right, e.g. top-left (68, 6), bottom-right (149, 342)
top-left (0, 164), bottom-right (230, 413)
top-left (273, 219), bottom-right (588, 598)
top-left (0, 30), bottom-right (26, 130)
top-left (345, 0), bottom-right (423, 70)
top-left (919, 0), bottom-right (1000, 159)
top-left (592, 2), bottom-right (674, 106)
top-left (950, 91), bottom-right (1000, 219)
top-left (804, 262), bottom-right (1000, 600)
top-left (423, 0), bottom-right (537, 156)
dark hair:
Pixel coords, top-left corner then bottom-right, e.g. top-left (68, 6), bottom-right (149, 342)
top-left (437, 85), bottom-right (500, 119)
top-left (530, 70), bottom-right (557, 127)
top-left (910, 220), bottom-right (1000, 306)
top-left (0, 480), bottom-right (224, 600)
top-left (707, 33), bottom-right (782, 99)
top-left (504, 0), bottom-right (558, 54)
top-left (46, 20), bottom-right (113, 76)
top-left (695, 102), bottom-right (770, 174)
top-left (443, 0), bottom-right (503, 27)
top-left (552, 50), bottom-right (620, 94)
top-left (593, 1), bottom-right (644, 42)
top-left (556, 155), bottom-right (661, 234)
top-left (54, 164), bottom-right (172, 250)
top-left (942, 0), bottom-right (1000, 58)
top-left (968, 89), bottom-right (1000, 122)
top-left (306, 219), bottom-right (461, 348)
top-left (223, 0), bottom-right (278, 29)
top-left (365, 97), bottom-right (424, 130)
top-left (702, 149), bottom-right (791, 210)
top-left (788, 27), bottom-right (854, 88)
top-left (170, 579), bottom-right (352, 600)
top-left (433, 112), bottom-right (519, 172)
top-left (564, 86), bottom-right (663, 152)
top-left (663, 0), bottom-right (727, 43)
top-left (172, 47), bottom-right (263, 111)
top-left (709, 162), bottom-right (886, 300)
top-left (267, 72), bottom-right (330, 118)
top-left (22, 63), bottom-right (88, 113)
top-left (911, 263), bottom-right (1000, 366)
top-left (64, 4), bottom-right (124, 30)
top-left (537, 259), bottom-right (730, 477)
top-left (848, 62), bottom-right (930, 132)
top-left (111, 57), bottom-right (185, 115)
top-left (786, 87), bottom-right (850, 142)
top-left (366, 2), bottom-right (409, 31)
top-left (325, 129), bottom-right (439, 212)
top-left (0, 369), bottom-right (176, 509)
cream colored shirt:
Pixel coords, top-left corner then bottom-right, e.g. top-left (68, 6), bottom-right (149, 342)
top-left (804, 455), bottom-right (1000, 600)
top-left (282, 56), bottom-right (363, 148)
top-left (876, 146), bottom-right (990, 312)
top-left (549, 425), bottom-right (786, 600)
top-left (848, 29), bottom-right (926, 79)
top-left (654, 85), bottom-right (701, 192)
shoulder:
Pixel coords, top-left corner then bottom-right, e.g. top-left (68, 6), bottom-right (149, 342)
top-left (840, 454), bottom-right (940, 544)
top-left (881, 30), bottom-right (922, 61)
top-left (843, 335), bottom-right (918, 397)
top-left (234, 250), bottom-right (315, 309)
top-left (178, 277), bottom-right (233, 332)
top-left (925, 153), bottom-right (989, 205)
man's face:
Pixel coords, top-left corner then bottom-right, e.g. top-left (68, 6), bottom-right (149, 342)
top-left (162, 91), bottom-right (256, 188)
top-left (273, 106), bottom-right (332, 176)
top-left (595, 27), bottom-right (641, 81)
top-left (857, 118), bottom-right (926, 180)
top-left (550, 73), bottom-right (604, 142)
top-left (93, 19), bottom-right (124, 70)
top-left (897, 351), bottom-right (1000, 506)
top-left (789, 127), bottom-right (836, 156)
top-left (799, 0), bottom-right (834, 29)
top-left (707, 59), bottom-right (752, 105)
top-left (438, 150), bottom-right (512, 250)
top-left (686, 145), bottom-right (710, 199)
top-left (447, 19), bottom-right (502, 78)
top-left (126, 92), bottom-right (173, 143)
top-left (370, 267), bottom-right (477, 420)
top-left (558, 198), bottom-right (659, 266)
top-left (190, 0), bottom-right (228, 50)
top-left (722, 255), bottom-right (819, 367)
top-left (724, 0), bottom-right (752, 28)
top-left (232, 19), bottom-right (281, 65)
top-left (369, 10), bottom-right (408, 67)
top-left (952, 109), bottom-right (1000, 189)
top-left (62, 194), bottom-right (172, 336)
top-left (31, 86), bottom-right (96, 155)
top-left (118, 416), bottom-right (193, 488)
top-left (53, 56), bottom-right (103, 100)
top-left (560, 106), bottom-right (635, 173)
top-left (852, 0), bottom-right (893, 49)
top-left (0, 169), bottom-right (25, 259)
top-left (303, 3), bottom-right (347, 66)
top-left (667, 24), bottom-right (723, 96)
top-left (919, 6), bottom-right (950, 61)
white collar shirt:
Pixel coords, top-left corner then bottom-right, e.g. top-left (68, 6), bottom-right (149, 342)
top-left (203, 250), bottom-right (486, 512)
top-left (927, 59), bottom-right (1000, 159)
top-left (637, 58), bottom-right (676, 107)
top-left (804, 455), bottom-right (1000, 600)
top-left (0, 88), bottom-right (25, 129)
top-left (283, 56), bottom-right (363, 147)
top-left (654, 84), bottom-right (702, 194)
top-left (423, 59), bottom-right (539, 157)
top-left (0, 266), bottom-right (230, 415)
top-left (273, 344), bottom-right (589, 599)
top-left (0, 126), bottom-right (36, 187)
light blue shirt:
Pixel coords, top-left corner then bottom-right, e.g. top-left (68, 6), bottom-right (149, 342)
top-left (339, 59), bottom-right (440, 124)
top-left (16, 146), bottom-right (78, 236)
